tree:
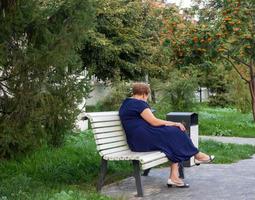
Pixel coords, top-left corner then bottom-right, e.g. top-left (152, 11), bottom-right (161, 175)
top-left (80, 0), bottom-right (168, 81)
top-left (196, 0), bottom-right (255, 120)
top-left (162, 0), bottom-right (255, 121)
top-left (0, 0), bottom-right (94, 158)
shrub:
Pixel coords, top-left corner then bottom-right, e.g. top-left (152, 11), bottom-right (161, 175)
top-left (0, 0), bottom-right (93, 159)
top-left (206, 67), bottom-right (233, 107)
top-left (160, 70), bottom-right (198, 112)
top-left (228, 70), bottom-right (251, 113)
top-left (208, 93), bottom-right (232, 107)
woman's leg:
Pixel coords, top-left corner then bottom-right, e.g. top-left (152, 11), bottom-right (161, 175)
top-left (169, 163), bottom-right (183, 183)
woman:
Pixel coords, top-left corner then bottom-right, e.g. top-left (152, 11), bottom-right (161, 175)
top-left (119, 82), bottom-right (214, 188)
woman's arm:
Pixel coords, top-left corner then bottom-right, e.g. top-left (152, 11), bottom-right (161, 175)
top-left (140, 108), bottom-right (186, 131)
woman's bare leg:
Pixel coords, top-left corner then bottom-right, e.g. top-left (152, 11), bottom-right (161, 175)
top-left (169, 163), bottom-right (183, 183)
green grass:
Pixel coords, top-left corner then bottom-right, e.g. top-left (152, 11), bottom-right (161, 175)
top-left (198, 106), bottom-right (255, 138)
top-left (199, 140), bottom-right (255, 164)
top-left (0, 131), bottom-right (132, 200)
top-left (151, 101), bottom-right (255, 138)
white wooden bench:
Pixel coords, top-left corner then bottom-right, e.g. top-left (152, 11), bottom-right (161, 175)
top-left (85, 111), bottom-right (184, 197)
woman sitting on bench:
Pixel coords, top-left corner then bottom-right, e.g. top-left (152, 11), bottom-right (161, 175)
top-left (119, 82), bottom-right (215, 188)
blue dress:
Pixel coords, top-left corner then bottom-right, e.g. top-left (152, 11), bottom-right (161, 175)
top-left (119, 98), bottom-right (199, 163)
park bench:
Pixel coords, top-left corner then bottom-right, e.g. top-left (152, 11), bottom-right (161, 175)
top-left (85, 111), bottom-right (184, 197)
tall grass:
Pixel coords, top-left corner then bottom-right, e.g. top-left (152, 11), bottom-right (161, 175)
top-left (198, 106), bottom-right (255, 137)
top-left (0, 131), bottom-right (132, 200)
top-left (200, 140), bottom-right (255, 164)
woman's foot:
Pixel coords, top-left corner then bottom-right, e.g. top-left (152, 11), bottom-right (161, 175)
top-left (167, 179), bottom-right (189, 188)
top-left (195, 152), bottom-right (212, 161)
top-left (194, 154), bottom-right (215, 165)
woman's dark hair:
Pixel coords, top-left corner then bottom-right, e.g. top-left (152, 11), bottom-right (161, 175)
top-left (132, 82), bottom-right (151, 96)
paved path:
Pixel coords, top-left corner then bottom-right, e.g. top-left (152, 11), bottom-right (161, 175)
top-left (102, 136), bottom-right (255, 200)
top-left (200, 136), bottom-right (255, 146)
top-left (102, 155), bottom-right (255, 200)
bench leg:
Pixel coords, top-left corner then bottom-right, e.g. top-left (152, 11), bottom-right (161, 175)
top-left (132, 160), bottom-right (144, 197)
top-left (178, 162), bottom-right (185, 179)
top-left (97, 158), bottom-right (108, 192)
top-left (142, 168), bottom-right (151, 176)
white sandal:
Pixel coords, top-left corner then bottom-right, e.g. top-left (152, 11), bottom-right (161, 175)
top-left (195, 155), bottom-right (215, 166)
top-left (167, 179), bottom-right (189, 188)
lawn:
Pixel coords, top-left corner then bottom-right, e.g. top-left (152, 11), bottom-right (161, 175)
top-left (0, 131), bottom-right (132, 200)
top-left (1, 131), bottom-right (255, 200)
top-left (198, 106), bottom-right (255, 138)
top-left (199, 140), bottom-right (255, 164)
top-left (152, 102), bottom-right (255, 138)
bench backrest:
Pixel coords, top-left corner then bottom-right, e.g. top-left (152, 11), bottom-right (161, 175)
top-left (86, 111), bottom-right (129, 157)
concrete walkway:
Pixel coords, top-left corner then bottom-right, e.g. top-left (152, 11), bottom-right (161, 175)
top-left (102, 136), bottom-right (255, 200)
top-left (102, 155), bottom-right (255, 200)
top-left (200, 136), bottom-right (255, 146)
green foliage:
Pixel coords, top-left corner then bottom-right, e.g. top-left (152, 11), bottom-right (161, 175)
top-left (228, 70), bottom-right (251, 113)
top-left (162, 0), bottom-right (255, 120)
top-left (199, 140), bottom-right (255, 164)
top-left (192, 0), bottom-right (255, 120)
top-left (0, 0), bottom-right (94, 158)
top-left (0, 130), bottom-right (132, 200)
top-left (160, 70), bottom-right (198, 112)
top-left (151, 99), bottom-right (172, 120)
top-left (81, 0), bottom-right (164, 81)
top-left (196, 65), bottom-right (233, 107)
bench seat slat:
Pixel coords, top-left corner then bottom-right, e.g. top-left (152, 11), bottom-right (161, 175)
top-left (90, 116), bottom-right (120, 123)
top-left (97, 141), bottom-right (128, 151)
top-left (139, 152), bottom-right (167, 164)
top-left (87, 112), bottom-right (119, 117)
top-left (96, 135), bottom-right (126, 145)
top-left (91, 121), bottom-right (121, 128)
top-left (104, 151), bottom-right (167, 163)
top-left (141, 157), bottom-right (169, 170)
top-left (103, 150), bottom-right (132, 160)
top-left (100, 146), bottom-right (129, 156)
top-left (95, 131), bottom-right (124, 139)
top-left (104, 151), bottom-right (150, 160)
top-left (93, 126), bottom-right (123, 134)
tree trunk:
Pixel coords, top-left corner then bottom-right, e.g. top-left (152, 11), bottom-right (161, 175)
top-left (248, 80), bottom-right (255, 122)
top-left (151, 89), bottom-right (156, 103)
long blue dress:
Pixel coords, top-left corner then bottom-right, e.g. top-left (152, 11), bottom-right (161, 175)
top-left (119, 98), bottom-right (199, 163)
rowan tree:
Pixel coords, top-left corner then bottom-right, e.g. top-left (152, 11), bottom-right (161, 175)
top-left (162, 0), bottom-right (255, 120)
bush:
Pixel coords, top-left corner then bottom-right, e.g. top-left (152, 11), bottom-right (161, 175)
top-left (0, 0), bottom-right (94, 159)
top-left (151, 101), bottom-right (172, 120)
top-left (228, 70), bottom-right (251, 113)
top-left (208, 93), bottom-right (232, 107)
top-left (206, 67), bottom-right (232, 107)
top-left (160, 70), bottom-right (198, 112)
